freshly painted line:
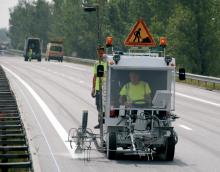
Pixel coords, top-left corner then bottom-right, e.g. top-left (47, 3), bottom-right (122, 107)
top-left (41, 66), bottom-right (89, 86)
top-left (14, 81), bottom-right (61, 172)
top-left (176, 92), bottom-right (220, 108)
top-left (179, 124), bottom-right (192, 131)
top-left (2, 65), bottom-right (77, 159)
top-left (62, 64), bottom-right (86, 71)
top-left (51, 62), bottom-right (86, 71)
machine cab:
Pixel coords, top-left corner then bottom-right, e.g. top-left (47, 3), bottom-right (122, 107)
top-left (102, 52), bottom-right (176, 120)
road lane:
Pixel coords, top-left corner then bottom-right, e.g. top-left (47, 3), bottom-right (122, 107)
top-left (12, 79), bottom-right (61, 172)
top-left (2, 65), bottom-right (78, 158)
top-left (0, 56), bottom-right (220, 172)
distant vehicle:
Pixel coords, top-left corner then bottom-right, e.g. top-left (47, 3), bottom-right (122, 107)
top-left (23, 37), bottom-right (42, 61)
top-left (0, 42), bottom-right (8, 50)
top-left (45, 42), bottom-right (64, 62)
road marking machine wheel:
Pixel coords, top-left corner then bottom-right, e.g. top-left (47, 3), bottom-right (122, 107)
top-left (107, 132), bottom-right (117, 160)
top-left (159, 137), bottom-right (175, 161)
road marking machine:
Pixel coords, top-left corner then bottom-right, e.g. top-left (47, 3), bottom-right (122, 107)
top-left (67, 19), bottom-right (185, 161)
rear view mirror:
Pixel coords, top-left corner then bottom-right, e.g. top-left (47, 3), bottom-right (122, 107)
top-left (97, 64), bottom-right (104, 77)
top-left (179, 68), bottom-right (186, 80)
top-left (113, 54), bottom-right (120, 64)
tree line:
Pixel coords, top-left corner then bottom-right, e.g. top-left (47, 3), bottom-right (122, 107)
top-left (0, 28), bottom-right (9, 43)
top-left (8, 0), bottom-right (220, 76)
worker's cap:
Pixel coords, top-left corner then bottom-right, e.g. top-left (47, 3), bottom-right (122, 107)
top-left (96, 45), bottom-right (105, 51)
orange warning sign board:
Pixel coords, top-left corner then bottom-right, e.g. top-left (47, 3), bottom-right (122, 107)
top-left (124, 19), bottom-right (156, 47)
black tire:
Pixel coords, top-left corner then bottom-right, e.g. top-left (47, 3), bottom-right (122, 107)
top-left (38, 58), bottom-right (41, 62)
top-left (24, 56), bottom-right (28, 61)
top-left (159, 137), bottom-right (175, 161)
top-left (107, 132), bottom-right (117, 160)
top-left (82, 110), bottom-right (88, 132)
top-left (166, 137), bottom-right (175, 161)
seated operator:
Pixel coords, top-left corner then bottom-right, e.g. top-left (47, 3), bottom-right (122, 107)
top-left (119, 71), bottom-right (151, 108)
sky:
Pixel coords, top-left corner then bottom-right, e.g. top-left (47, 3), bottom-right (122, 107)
top-left (0, 0), bottom-right (18, 29)
top-left (0, 0), bottom-right (52, 29)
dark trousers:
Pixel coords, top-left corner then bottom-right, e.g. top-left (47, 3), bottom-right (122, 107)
top-left (95, 91), bottom-right (101, 111)
top-left (95, 91), bottom-right (105, 124)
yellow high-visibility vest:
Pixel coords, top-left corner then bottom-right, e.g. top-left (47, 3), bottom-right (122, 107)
top-left (93, 60), bottom-right (107, 91)
top-left (120, 81), bottom-right (151, 104)
top-left (28, 49), bottom-right (32, 57)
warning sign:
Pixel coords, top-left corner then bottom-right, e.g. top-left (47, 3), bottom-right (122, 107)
top-left (124, 19), bottom-right (156, 47)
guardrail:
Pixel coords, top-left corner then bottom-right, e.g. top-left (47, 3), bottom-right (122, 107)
top-left (179, 72), bottom-right (220, 90)
top-left (185, 73), bottom-right (220, 84)
top-left (2, 49), bottom-right (23, 56)
top-left (0, 66), bottom-right (33, 171)
top-left (5, 49), bottom-right (220, 90)
top-left (64, 56), bottom-right (96, 65)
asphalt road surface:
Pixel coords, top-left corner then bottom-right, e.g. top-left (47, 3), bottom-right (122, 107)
top-left (0, 55), bottom-right (220, 172)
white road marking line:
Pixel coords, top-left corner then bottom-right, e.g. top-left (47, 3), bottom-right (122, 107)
top-left (179, 124), bottom-right (192, 131)
top-left (14, 81), bottom-right (61, 172)
top-left (176, 92), bottom-right (220, 108)
top-left (2, 65), bottom-right (78, 159)
top-left (43, 67), bottom-right (88, 85)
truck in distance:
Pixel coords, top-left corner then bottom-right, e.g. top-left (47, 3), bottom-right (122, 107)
top-left (45, 40), bottom-right (64, 62)
top-left (23, 37), bottom-right (42, 62)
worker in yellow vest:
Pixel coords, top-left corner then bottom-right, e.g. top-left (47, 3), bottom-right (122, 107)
top-left (91, 45), bottom-right (107, 128)
top-left (28, 48), bottom-right (32, 61)
top-left (120, 71), bottom-right (151, 108)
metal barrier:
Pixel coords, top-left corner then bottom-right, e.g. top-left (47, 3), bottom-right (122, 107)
top-left (185, 73), bottom-right (220, 84)
top-left (64, 56), bottom-right (96, 65)
top-left (177, 72), bottom-right (220, 90)
top-left (0, 66), bottom-right (33, 171)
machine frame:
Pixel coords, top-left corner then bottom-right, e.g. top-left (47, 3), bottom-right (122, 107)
top-left (68, 50), bottom-right (179, 161)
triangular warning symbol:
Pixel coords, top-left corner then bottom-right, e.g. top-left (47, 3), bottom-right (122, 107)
top-left (124, 19), bottom-right (156, 47)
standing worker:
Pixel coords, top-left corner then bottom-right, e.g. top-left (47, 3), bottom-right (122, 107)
top-left (28, 48), bottom-right (32, 61)
top-left (91, 45), bottom-right (107, 129)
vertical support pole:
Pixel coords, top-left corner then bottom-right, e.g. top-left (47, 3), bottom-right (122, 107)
top-left (151, 110), bottom-right (154, 131)
top-left (99, 74), bottom-right (104, 148)
top-left (96, 1), bottom-right (104, 148)
top-left (96, 5), bottom-right (100, 45)
top-left (163, 47), bottom-right (166, 57)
